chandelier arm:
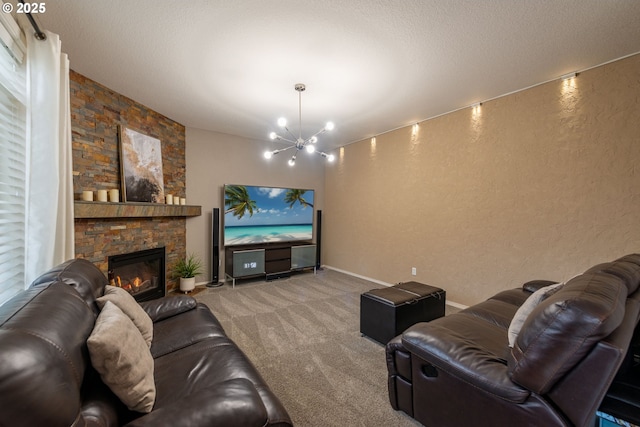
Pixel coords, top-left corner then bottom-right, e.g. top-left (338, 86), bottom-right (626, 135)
top-left (304, 128), bottom-right (328, 144)
top-left (272, 135), bottom-right (297, 144)
top-left (278, 145), bottom-right (297, 153)
top-left (283, 126), bottom-right (298, 142)
top-left (315, 150), bottom-right (335, 161)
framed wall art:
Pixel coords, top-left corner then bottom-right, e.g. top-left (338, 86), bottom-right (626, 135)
top-left (118, 126), bottom-right (165, 203)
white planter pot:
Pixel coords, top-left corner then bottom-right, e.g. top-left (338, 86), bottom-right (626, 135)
top-left (179, 277), bottom-right (196, 293)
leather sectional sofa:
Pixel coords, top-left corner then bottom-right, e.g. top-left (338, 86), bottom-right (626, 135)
top-left (387, 253), bottom-right (640, 427)
top-left (0, 258), bottom-right (292, 426)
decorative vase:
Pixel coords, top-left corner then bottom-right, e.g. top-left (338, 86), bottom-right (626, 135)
top-left (179, 277), bottom-right (195, 293)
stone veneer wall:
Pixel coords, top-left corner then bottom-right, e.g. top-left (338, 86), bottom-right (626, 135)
top-left (70, 70), bottom-right (187, 291)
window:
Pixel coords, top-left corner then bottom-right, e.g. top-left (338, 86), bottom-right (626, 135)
top-left (0, 10), bottom-right (27, 305)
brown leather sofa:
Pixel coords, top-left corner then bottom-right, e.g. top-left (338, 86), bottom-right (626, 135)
top-left (386, 254), bottom-right (640, 427)
top-left (0, 258), bottom-right (292, 426)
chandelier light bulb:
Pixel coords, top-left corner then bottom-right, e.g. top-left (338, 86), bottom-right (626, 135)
top-left (306, 145), bottom-right (315, 153)
top-left (327, 154), bottom-right (335, 162)
top-left (277, 117), bottom-right (287, 127)
top-left (264, 151), bottom-right (273, 159)
top-left (325, 121), bottom-right (335, 131)
top-left (269, 132), bottom-right (278, 140)
top-left (288, 156), bottom-right (296, 166)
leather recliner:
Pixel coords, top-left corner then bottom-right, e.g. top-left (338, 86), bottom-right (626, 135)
top-left (386, 254), bottom-right (640, 427)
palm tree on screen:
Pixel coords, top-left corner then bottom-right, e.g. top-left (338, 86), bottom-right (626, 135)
top-left (284, 189), bottom-right (313, 209)
top-left (225, 185), bottom-right (257, 219)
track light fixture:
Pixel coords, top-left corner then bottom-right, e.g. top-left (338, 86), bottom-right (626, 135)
top-left (264, 83), bottom-right (335, 166)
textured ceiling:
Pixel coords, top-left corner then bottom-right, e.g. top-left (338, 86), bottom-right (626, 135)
top-left (38, 0), bottom-right (640, 153)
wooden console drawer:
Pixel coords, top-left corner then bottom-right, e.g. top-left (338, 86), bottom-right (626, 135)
top-left (266, 247), bottom-right (291, 261)
top-left (266, 258), bottom-right (291, 273)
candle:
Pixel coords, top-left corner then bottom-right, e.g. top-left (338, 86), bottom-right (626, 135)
top-left (108, 189), bottom-right (119, 202)
top-left (82, 191), bottom-right (93, 201)
top-left (165, 194), bottom-right (173, 204)
top-left (180, 197), bottom-right (186, 205)
top-left (97, 190), bottom-right (108, 202)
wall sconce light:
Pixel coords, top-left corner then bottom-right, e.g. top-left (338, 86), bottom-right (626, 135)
top-left (411, 123), bottom-right (420, 141)
top-left (561, 72), bottom-right (578, 92)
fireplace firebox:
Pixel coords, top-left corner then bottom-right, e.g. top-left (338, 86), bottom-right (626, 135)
top-left (108, 247), bottom-right (166, 301)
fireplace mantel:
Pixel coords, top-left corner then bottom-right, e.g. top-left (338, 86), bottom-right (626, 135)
top-left (74, 201), bottom-right (201, 219)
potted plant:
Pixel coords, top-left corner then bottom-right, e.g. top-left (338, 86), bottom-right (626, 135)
top-left (172, 253), bottom-right (203, 293)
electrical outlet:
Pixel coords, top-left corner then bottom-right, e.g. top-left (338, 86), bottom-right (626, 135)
top-left (411, 267), bottom-right (417, 276)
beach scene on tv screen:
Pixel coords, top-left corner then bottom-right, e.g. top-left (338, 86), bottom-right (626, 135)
top-left (224, 185), bottom-right (314, 245)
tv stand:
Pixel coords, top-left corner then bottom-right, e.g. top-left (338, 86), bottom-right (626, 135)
top-left (225, 242), bottom-right (316, 287)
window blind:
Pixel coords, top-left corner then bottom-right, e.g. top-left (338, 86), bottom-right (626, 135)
top-left (0, 14), bottom-right (27, 306)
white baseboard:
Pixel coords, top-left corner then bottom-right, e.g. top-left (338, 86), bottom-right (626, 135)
top-left (323, 265), bottom-right (468, 310)
top-left (323, 265), bottom-right (394, 287)
top-left (445, 300), bottom-right (468, 310)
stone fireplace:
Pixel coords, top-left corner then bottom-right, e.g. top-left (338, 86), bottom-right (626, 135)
top-left (69, 70), bottom-right (198, 293)
top-left (108, 247), bottom-right (166, 301)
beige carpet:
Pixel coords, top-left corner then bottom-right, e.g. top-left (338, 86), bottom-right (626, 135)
top-left (194, 268), bottom-right (425, 427)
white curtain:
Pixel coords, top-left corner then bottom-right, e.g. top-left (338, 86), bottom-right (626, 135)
top-left (24, 30), bottom-right (74, 285)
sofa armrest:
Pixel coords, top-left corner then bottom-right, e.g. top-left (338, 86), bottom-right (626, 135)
top-left (522, 280), bottom-right (558, 293)
top-left (139, 296), bottom-right (197, 323)
top-left (402, 322), bottom-right (530, 403)
top-left (123, 379), bottom-right (269, 427)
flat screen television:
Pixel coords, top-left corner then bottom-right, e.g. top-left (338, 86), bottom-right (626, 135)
top-left (223, 184), bottom-right (314, 246)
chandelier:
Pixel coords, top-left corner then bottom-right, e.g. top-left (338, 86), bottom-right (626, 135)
top-left (264, 83), bottom-right (335, 166)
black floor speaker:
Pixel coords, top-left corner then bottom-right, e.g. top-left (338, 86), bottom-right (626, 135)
top-left (316, 209), bottom-right (322, 269)
top-left (207, 207), bottom-right (223, 287)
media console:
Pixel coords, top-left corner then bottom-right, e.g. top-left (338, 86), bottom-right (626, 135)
top-left (225, 242), bottom-right (317, 287)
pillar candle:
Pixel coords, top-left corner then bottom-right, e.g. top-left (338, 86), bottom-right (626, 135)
top-left (108, 189), bottom-right (119, 202)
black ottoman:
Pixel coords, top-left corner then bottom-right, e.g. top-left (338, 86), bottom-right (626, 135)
top-left (360, 282), bottom-right (446, 345)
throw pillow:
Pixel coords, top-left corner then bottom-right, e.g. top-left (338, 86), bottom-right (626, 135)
top-left (96, 285), bottom-right (153, 347)
top-left (87, 301), bottom-right (156, 413)
top-left (507, 282), bottom-right (564, 348)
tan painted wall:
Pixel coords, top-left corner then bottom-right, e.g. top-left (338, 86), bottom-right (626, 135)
top-left (324, 54), bottom-right (640, 306)
top-left (185, 128), bottom-right (325, 282)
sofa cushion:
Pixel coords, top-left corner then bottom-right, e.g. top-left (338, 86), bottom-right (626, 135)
top-left (509, 272), bottom-right (626, 394)
top-left (507, 282), bottom-right (563, 348)
top-left (97, 285), bottom-right (153, 347)
top-left (87, 301), bottom-right (156, 413)
top-left (140, 295), bottom-right (198, 322)
top-left (150, 303), bottom-right (227, 358)
top-left (153, 338), bottom-right (292, 425)
top-left (124, 379), bottom-right (269, 427)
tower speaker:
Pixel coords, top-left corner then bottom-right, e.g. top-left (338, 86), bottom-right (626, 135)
top-left (316, 209), bottom-right (322, 269)
top-left (207, 207), bottom-right (223, 287)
